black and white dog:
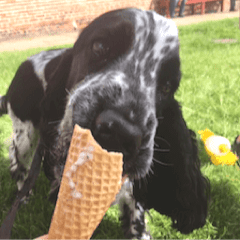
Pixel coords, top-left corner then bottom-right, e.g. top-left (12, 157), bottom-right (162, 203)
top-left (0, 8), bottom-right (210, 239)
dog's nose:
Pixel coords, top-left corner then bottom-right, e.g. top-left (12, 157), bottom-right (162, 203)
top-left (93, 109), bottom-right (142, 157)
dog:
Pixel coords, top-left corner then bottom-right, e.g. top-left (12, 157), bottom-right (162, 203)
top-left (0, 8), bottom-right (210, 239)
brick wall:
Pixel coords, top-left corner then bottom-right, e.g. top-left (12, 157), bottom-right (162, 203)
top-left (0, 0), bottom-right (154, 38)
top-left (0, 0), bottom-right (237, 39)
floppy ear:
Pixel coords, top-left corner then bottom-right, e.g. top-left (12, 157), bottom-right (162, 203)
top-left (132, 99), bottom-right (210, 234)
top-left (39, 49), bottom-right (74, 185)
top-left (155, 44), bottom-right (210, 233)
top-left (65, 24), bottom-right (96, 90)
top-left (40, 49), bottom-right (73, 124)
top-left (65, 50), bottom-right (90, 91)
top-left (155, 99), bottom-right (210, 234)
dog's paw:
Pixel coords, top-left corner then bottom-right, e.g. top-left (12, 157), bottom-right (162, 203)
top-left (139, 231), bottom-right (151, 240)
top-left (132, 232), bottom-right (151, 240)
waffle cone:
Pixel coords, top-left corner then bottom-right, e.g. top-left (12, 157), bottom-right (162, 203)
top-left (48, 124), bottom-right (123, 239)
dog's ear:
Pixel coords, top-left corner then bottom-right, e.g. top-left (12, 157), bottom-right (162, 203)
top-left (40, 49), bottom-right (73, 123)
top-left (154, 99), bottom-right (210, 234)
top-left (40, 49), bottom-right (74, 183)
top-left (65, 20), bottom-right (104, 91)
top-left (65, 50), bottom-right (90, 91)
top-left (133, 99), bottom-right (210, 234)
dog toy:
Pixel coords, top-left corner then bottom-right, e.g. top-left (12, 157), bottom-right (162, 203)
top-left (198, 128), bottom-right (238, 166)
top-left (36, 124), bottom-right (124, 239)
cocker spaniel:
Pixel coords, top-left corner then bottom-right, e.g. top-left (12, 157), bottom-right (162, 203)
top-left (0, 8), bottom-right (210, 239)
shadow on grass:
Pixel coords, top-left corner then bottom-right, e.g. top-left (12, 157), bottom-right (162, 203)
top-left (0, 150), bottom-right (55, 239)
top-left (190, 136), bottom-right (240, 238)
top-left (0, 142), bottom-right (18, 222)
top-left (198, 139), bottom-right (212, 166)
top-left (1, 139), bottom-right (240, 239)
top-left (208, 165), bottom-right (240, 239)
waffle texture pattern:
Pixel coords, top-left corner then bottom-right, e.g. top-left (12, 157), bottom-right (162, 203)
top-left (48, 124), bottom-right (123, 239)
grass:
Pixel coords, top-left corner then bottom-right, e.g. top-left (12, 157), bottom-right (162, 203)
top-left (0, 17), bottom-right (240, 239)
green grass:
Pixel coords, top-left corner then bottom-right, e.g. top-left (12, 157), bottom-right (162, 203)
top-left (0, 18), bottom-right (240, 239)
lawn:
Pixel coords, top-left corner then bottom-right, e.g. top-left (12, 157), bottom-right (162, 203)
top-left (0, 17), bottom-right (240, 239)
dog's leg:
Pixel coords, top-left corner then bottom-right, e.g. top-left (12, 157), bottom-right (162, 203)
top-left (8, 104), bottom-right (39, 192)
top-left (116, 178), bottom-right (151, 239)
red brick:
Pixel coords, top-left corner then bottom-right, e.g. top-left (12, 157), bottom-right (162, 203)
top-left (0, 0), bottom-right (225, 38)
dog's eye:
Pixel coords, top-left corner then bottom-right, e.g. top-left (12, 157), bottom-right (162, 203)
top-left (92, 41), bottom-right (109, 57)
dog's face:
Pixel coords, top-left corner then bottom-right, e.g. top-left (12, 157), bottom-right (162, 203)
top-left (58, 8), bottom-right (181, 179)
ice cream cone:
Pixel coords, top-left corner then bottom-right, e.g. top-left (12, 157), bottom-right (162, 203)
top-left (47, 124), bottom-right (123, 239)
top-left (35, 234), bottom-right (48, 239)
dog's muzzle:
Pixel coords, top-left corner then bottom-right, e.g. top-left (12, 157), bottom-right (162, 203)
top-left (94, 109), bottom-right (142, 158)
top-left (69, 73), bottom-right (157, 179)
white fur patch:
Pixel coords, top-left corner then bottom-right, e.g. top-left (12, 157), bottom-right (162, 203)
top-left (150, 11), bottom-right (179, 59)
top-left (7, 103), bottom-right (39, 191)
top-left (7, 103), bottom-right (39, 170)
top-left (29, 49), bottom-right (67, 91)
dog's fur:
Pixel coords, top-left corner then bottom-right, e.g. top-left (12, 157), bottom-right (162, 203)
top-left (0, 8), bottom-right (210, 239)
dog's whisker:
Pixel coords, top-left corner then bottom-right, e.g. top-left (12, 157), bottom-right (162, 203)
top-left (65, 88), bottom-right (71, 96)
top-left (149, 167), bottom-right (154, 175)
top-left (154, 136), bottom-right (171, 147)
top-left (48, 120), bottom-right (62, 125)
top-left (143, 175), bottom-right (148, 186)
top-left (138, 177), bottom-right (141, 189)
top-left (152, 157), bottom-right (174, 167)
top-left (136, 169), bottom-right (141, 181)
top-left (40, 141), bottom-right (50, 151)
top-left (154, 148), bottom-right (170, 152)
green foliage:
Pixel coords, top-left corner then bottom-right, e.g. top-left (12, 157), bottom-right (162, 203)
top-left (0, 18), bottom-right (240, 239)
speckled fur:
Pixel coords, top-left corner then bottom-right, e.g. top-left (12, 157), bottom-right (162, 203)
top-left (0, 8), bottom-right (210, 239)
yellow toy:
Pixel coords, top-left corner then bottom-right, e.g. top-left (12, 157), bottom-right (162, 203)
top-left (198, 128), bottom-right (238, 166)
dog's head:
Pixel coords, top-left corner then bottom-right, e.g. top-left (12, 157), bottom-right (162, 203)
top-left (56, 8), bottom-right (181, 180)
